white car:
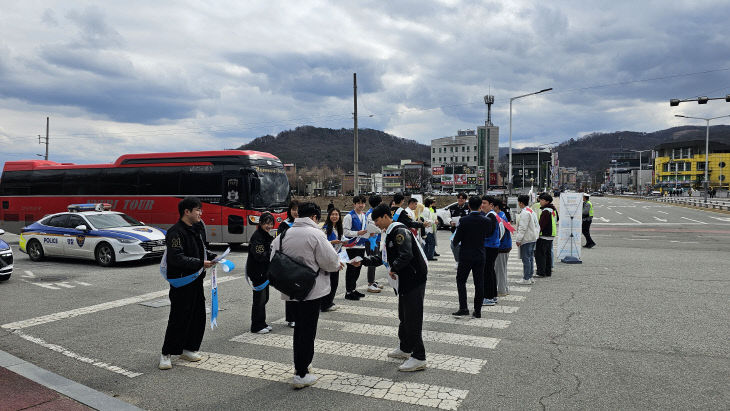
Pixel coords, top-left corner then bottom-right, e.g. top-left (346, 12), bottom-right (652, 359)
top-left (0, 229), bottom-right (12, 281)
top-left (435, 202), bottom-right (457, 229)
top-left (19, 204), bottom-right (166, 267)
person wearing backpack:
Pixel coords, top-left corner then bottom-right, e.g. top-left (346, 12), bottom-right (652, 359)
top-left (270, 202), bottom-right (342, 388)
top-left (246, 212), bottom-right (275, 334)
top-left (159, 197), bottom-right (217, 370)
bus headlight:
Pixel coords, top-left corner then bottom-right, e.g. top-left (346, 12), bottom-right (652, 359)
top-left (248, 215), bottom-right (259, 224)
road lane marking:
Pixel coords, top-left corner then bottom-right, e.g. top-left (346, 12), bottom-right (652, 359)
top-left (75, 281), bottom-right (92, 286)
top-left (22, 270), bottom-right (35, 278)
top-left (31, 282), bottom-right (62, 290)
top-left (426, 278), bottom-right (531, 292)
top-left (1, 276), bottom-right (241, 330)
top-left (425, 289), bottom-right (525, 301)
top-left (681, 216), bottom-right (707, 224)
top-left (357, 294), bottom-right (519, 313)
top-left (709, 216), bottom-right (730, 222)
top-left (656, 210), bottom-right (669, 214)
top-left (653, 216), bottom-right (668, 222)
top-left (55, 282), bottom-right (75, 288)
top-left (615, 211), bottom-right (623, 215)
top-left (180, 352), bottom-right (468, 410)
top-left (301, 318), bottom-right (500, 349)
top-left (331, 305), bottom-right (511, 329)
top-left (230, 333), bottom-right (487, 374)
top-left (628, 217), bottom-right (642, 224)
top-left (13, 330), bottom-right (142, 378)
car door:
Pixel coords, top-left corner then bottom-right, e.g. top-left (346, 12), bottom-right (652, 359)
top-left (63, 214), bottom-right (93, 259)
top-left (41, 215), bottom-right (69, 257)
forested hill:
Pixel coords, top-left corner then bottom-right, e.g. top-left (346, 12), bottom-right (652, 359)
top-left (238, 126), bottom-right (431, 172)
top-left (504, 125), bottom-right (730, 172)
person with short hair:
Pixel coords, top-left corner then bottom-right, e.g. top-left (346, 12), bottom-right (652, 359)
top-left (481, 195), bottom-right (500, 306)
top-left (514, 195), bottom-right (539, 285)
top-left (365, 195), bottom-right (385, 292)
top-left (343, 195), bottom-right (371, 298)
top-left (246, 212), bottom-right (275, 334)
top-left (270, 202), bottom-right (342, 388)
top-left (535, 194), bottom-right (557, 278)
top-left (451, 196), bottom-right (492, 317)
top-left (421, 198), bottom-right (438, 260)
top-left (582, 194), bottom-right (596, 248)
top-left (493, 199), bottom-right (512, 297)
top-left (448, 192), bottom-right (469, 267)
top-left (278, 200), bottom-right (300, 327)
top-left (356, 204), bottom-right (429, 372)
top-left (320, 207), bottom-right (344, 312)
top-left (159, 197), bottom-right (217, 370)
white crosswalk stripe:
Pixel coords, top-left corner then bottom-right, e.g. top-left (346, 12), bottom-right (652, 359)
top-left (331, 305), bottom-right (511, 328)
top-left (178, 352), bottom-right (468, 410)
top-left (425, 277), bottom-right (532, 292)
top-left (301, 318), bottom-right (501, 349)
top-left (355, 294), bottom-right (520, 313)
top-left (230, 332), bottom-right (488, 374)
top-left (425, 289), bottom-right (525, 301)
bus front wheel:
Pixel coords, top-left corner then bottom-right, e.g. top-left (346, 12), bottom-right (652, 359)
top-left (27, 240), bottom-right (45, 262)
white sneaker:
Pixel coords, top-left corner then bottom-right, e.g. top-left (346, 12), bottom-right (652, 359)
top-left (180, 350), bottom-right (202, 362)
top-left (387, 348), bottom-right (411, 359)
top-left (327, 304), bottom-right (338, 311)
top-left (291, 373), bottom-right (318, 388)
top-left (515, 279), bottom-right (533, 285)
top-left (255, 327), bottom-right (271, 334)
top-left (158, 354), bottom-right (172, 370)
top-left (399, 357), bottom-right (427, 372)
top-left (287, 322), bottom-right (296, 328)
top-left (367, 284), bottom-right (382, 293)
top-left (373, 282), bottom-right (384, 289)
top-left (266, 325), bottom-right (273, 331)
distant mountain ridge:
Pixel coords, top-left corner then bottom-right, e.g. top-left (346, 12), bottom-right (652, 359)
top-left (501, 125), bottom-right (730, 173)
top-left (238, 126), bottom-right (431, 172)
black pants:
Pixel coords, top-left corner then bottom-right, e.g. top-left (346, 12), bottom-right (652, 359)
top-left (162, 276), bottom-right (206, 355)
top-left (366, 244), bottom-right (378, 284)
top-left (582, 220), bottom-right (595, 246)
top-left (251, 286), bottom-right (269, 332)
top-left (285, 301), bottom-right (296, 323)
top-left (293, 297), bottom-right (323, 377)
top-left (535, 239), bottom-right (553, 277)
top-left (345, 248), bottom-right (365, 292)
top-left (482, 248), bottom-right (499, 300)
top-left (320, 271), bottom-right (339, 311)
top-left (456, 256), bottom-right (485, 312)
top-left (398, 282), bottom-right (426, 361)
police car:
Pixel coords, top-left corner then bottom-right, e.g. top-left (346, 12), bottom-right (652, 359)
top-left (0, 229), bottom-right (12, 281)
top-left (19, 204), bottom-right (166, 267)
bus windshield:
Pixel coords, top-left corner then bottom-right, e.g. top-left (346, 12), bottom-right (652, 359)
top-left (87, 213), bottom-right (144, 229)
top-left (252, 168), bottom-right (289, 209)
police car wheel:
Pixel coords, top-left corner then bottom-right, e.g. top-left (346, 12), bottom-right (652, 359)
top-left (437, 217), bottom-right (444, 229)
top-left (0, 274), bottom-right (10, 282)
top-left (27, 240), bottom-right (45, 262)
top-left (95, 242), bottom-right (116, 267)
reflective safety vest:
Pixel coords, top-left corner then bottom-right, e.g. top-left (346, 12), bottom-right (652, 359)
top-left (587, 201), bottom-right (594, 217)
top-left (540, 208), bottom-right (557, 237)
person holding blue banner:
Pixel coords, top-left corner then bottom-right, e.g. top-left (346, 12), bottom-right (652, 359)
top-left (343, 195), bottom-right (370, 300)
top-left (159, 197), bottom-right (217, 370)
top-left (246, 212), bottom-right (275, 334)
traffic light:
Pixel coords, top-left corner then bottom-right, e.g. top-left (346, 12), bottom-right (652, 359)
top-left (670, 99), bottom-right (680, 106)
top-left (697, 96), bottom-right (709, 104)
top-left (726, 94), bottom-right (730, 102)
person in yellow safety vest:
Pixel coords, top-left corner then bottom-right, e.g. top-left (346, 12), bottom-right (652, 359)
top-left (534, 193), bottom-right (557, 278)
top-left (582, 194), bottom-right (596, 248)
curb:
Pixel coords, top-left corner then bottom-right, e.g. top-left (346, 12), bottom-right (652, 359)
top-left (0, 349), bottom-right (142, 411)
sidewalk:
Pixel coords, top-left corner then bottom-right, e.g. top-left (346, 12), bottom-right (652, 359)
top-left (0, 350), bottom-right (141, 411)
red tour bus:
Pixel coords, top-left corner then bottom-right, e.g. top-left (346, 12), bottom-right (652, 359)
top-left (0, 150), bottom-right (290, 245)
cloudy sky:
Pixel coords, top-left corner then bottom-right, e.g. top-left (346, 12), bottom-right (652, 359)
top-left (1, 1), bottom-right (729, 167)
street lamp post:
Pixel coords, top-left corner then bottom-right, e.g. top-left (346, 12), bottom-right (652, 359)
top-left (675, 114), bottom-right (730, 204)
top-left (509, 88), bottom-right (552, 194)
top-left (631, 149), bottom-right (650, 195)
top-left (535, 142), bottom-right (557, 192)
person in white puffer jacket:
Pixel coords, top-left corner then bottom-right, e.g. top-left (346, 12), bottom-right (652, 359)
top-left (514, 194), bottom-right (540, 284)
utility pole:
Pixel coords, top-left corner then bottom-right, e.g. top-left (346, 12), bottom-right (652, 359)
top-left (38, 117), bottom-right (49, 160)
top-left (353, 73), bottom-right (359, 196)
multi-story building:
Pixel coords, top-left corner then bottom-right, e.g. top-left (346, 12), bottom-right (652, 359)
top-left (430, 128), bottom-right (499, 192)
top-left (653, 140), bottom-right (730, 190)
top-left (342, 171), bottom-right (371, 195)
top-left (509, 152), bottom-right (553, 191)
top-left (381, 164), bottom-right (403, 193)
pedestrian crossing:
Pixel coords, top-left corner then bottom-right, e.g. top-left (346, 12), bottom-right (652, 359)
top-left (185, 238), bottom-right (546, 409)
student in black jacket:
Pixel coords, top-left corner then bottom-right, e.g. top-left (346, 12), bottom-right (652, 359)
top-left (277, 200), bottom-right (299, 327)
top-left (159, 197), bottom-right (217, 370)
top-left (451, 196), bottom-right (494, 318)
top-left (246, 212), bottom-right (275, 334)
top-left (355, 204), bottom-right (428, 372)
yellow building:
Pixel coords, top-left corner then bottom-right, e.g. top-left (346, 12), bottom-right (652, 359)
top-left (653, 140), bottom-right (730, 190)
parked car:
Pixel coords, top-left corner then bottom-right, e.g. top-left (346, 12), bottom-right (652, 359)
top-left (0, 229), bottom-right (12, 281)
top-left (19, 203), bottom-right (166, 267)
top-left (435, 202), bottom-right (457, 229)
top-left (650, 191), bottom-right (662, 196)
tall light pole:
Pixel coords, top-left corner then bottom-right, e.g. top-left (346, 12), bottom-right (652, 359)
top-left (674, 114), bottom-right (730, 203)
top-left (631, 149), bottom-right (650, 195)
top-left (509, 88), bottom-right (552, 194)
top-left (536, 142), bottom-right (557, 192)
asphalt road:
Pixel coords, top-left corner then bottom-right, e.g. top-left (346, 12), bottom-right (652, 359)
top-left (0, 195), bottom-right (728, 410)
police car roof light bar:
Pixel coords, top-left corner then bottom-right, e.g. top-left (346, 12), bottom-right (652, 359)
top-left (68, 203), bottom-right (111, 212)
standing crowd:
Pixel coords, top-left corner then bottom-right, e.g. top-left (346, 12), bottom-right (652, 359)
top-left (158, 191), bottom-right (596, 389)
